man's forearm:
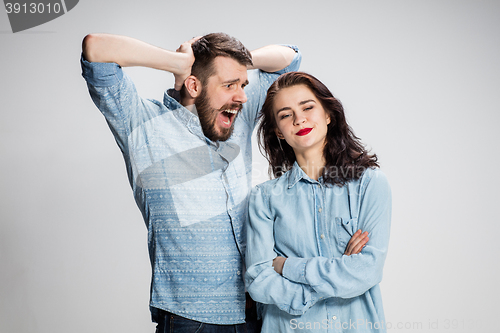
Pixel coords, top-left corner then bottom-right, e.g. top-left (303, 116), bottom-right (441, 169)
top-left (249, 45), bottom-right (296, 72)
top-left (82, 33), bottom-right (190, 75)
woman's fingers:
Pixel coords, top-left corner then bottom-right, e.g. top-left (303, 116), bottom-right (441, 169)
top-left (344, 230), bottom-right (369, 255)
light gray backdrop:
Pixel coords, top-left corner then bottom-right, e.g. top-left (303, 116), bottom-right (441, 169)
top-left (1, 0), bottom-right (499, 332)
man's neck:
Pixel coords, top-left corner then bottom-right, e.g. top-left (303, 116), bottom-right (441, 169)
top-left (181, 95), bottom-right (199, 116)
top-left (181, 95), bottom-right (194, 108)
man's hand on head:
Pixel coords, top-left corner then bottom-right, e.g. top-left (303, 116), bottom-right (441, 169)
top-left (174, 36), bottom-right (201, 91)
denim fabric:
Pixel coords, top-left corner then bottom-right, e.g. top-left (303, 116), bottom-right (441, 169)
top-left (154, 294), bottom-right (261, 333)
top-left (245, 163), bottom-right (391, 332)
top-left (81, 47), bottom-right (301, 325)
top-left (154, 311), bottom-right (250, 333)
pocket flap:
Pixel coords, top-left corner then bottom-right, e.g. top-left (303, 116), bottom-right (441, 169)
top-left (340, 217), bottom-right (358, 236)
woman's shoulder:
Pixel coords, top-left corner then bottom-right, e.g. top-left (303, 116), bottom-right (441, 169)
top-left (252, 170), bottom-right (292, 194)
top-left (361, 167), bottom-right (387, 182)
top-left (348, 167), bottom-right (391, 196)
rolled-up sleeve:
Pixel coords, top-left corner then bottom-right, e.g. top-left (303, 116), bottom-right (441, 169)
top-left (81, 55), bottom-right (164, 157)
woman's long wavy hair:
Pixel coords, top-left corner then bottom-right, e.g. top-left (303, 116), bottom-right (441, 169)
top-left (257, 72), bottom-right (379, 186)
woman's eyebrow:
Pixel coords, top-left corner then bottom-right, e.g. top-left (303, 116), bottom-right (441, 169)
top-left (299, 99), bottom-right (315, 105)
top-left (276, 106), bottom-right (291, 114)
top-left (276, 100), bottom-right (315, 114)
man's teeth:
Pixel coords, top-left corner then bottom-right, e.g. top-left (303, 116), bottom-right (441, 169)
top-left (221, 109), bottom-right (237, 125)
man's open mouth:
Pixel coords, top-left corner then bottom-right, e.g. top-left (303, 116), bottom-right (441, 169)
top-left (219, 108), bottom-right (240, 128)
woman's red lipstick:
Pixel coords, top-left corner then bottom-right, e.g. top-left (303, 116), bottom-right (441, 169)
top-left (296, 128), bottom-right (313, 136)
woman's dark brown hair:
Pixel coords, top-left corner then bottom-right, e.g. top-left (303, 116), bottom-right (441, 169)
top-left (257, 71), bottom-right (379, 186)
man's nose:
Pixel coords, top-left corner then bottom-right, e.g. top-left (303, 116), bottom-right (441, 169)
top-left (233, 87), bottom-right (247, 104)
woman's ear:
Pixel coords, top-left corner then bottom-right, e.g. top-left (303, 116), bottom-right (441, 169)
top-left (184, 75), bottom-right (202, 98)
top-left (274, 128), bottom-right (284, 139)
top-left (326, 114), bottom-right (331, 125)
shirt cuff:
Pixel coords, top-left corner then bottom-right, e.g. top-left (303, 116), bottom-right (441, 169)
top-left (282, 257), bottom-right (308, 284)
top-left (80, 54), bottom-right (123, 87)
top-left (274, 45), bottom-right (302, 75)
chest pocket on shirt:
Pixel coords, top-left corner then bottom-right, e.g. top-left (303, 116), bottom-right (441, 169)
top-left (336, 217), bottom-right (358, 250)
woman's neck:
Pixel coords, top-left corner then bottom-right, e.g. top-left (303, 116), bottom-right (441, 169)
top-left (294, 147), bottom-right (325, 181)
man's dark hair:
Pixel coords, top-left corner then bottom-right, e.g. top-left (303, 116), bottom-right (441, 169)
top-left (191, 32), bottom-right (253, 85)
top-left (257, 71), bottom-right (379, 186)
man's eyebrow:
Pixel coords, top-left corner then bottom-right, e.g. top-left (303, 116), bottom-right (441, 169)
top-left (222, 78), bottom-right (240, 84)
top-left (223, 78), bottom-right (249, 85)
top-left (276, 100), bottom-right (315, 114)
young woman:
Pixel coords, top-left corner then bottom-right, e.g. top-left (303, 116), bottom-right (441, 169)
top-left (245, 72), bottom-right (391, 332)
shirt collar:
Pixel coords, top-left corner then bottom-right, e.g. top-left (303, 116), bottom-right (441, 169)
top-left (287, 161), bottom-right (321, 188)
top-left (164, 89), bottom-right (207, 141)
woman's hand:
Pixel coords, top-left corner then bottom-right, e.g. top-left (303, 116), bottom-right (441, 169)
top-left (272, 230), bottom-right (368, 276)
top-left (272, 256), bottom-right (287, 275)
top-left (344, 230), bottom-right (369, 256)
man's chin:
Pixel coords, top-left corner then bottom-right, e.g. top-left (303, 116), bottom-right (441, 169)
top-left (214, 126), bottom-right (234, 142)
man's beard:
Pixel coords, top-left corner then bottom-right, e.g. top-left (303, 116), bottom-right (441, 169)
top-left (194, 88), bottom-right (242, 142)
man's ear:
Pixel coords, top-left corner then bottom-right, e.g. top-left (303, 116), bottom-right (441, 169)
top-left (184, 75), bottom-right (202, 98)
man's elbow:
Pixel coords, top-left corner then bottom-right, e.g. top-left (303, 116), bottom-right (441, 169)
top-left (282, 46), bottom-right (296, 68)
top-left (82, 33), bottom-right (101, 62)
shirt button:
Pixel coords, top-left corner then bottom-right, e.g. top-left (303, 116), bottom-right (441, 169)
top-left (332, 316), bottom-right (337, 320)
top-left (320, 234), bottom-right (325, 239)
top-left (236, 271), bottom-right (241, 275)
top-left (318, 208), bottom-right (322, 213)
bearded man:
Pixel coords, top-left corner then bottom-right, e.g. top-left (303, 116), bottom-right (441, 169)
top-left (81, 32), bottom-right (300, 332)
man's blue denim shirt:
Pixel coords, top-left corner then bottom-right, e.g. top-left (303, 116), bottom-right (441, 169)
top-left (81, 47), bottom-right (301, 325)
top-left (245, 163), bottom-right (391, 332)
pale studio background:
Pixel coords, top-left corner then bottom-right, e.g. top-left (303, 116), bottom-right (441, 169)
top-left (1, 1), bottom-right (499, 332)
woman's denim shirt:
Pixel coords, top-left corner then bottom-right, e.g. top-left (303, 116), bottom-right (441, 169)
top-left (245, 162), bottom-right (391, 332)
